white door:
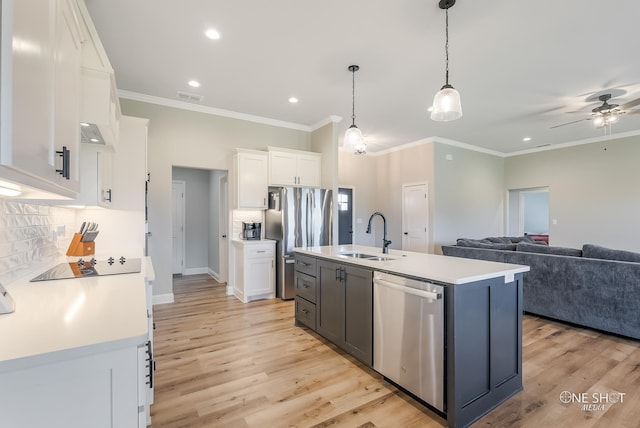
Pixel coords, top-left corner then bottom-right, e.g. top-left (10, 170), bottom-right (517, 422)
top-left (219, 174), bottom-right (229, 283)
top-left (402, 183), bottom-right (429, 253)
top-left (172, 181), bottom-right (185, 274)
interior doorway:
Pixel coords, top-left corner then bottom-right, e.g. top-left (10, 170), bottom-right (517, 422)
top-left (338, 187), bottom-right (354, 245)
top-left (402, 182), bottom-right (429, 253)
top-left (508, 187), bottom-right (550, 241)
top-left (172, 180), bottom-right (185, 274)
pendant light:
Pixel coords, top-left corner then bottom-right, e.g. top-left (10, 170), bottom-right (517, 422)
top-left (344, 65), bottom-right (366, 155)
top-left (431, 0), bottom-right (462, 122)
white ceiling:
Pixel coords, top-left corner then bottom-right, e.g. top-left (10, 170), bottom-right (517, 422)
top-left (85, 0), bottom-right (640, 154)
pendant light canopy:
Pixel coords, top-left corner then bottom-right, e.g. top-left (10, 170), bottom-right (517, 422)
top-left (344, 65), bottom-right (366, 155)
top-left (431, 0), bottom-right (462, 122)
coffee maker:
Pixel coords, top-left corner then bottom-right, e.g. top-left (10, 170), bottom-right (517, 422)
top-left (242, 221), bottom-right (261, 240)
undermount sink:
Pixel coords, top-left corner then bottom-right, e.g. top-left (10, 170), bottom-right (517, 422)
top-left (338, 252), bottom-right (396, 261)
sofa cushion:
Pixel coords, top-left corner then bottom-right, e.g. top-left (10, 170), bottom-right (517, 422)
top-left (486, 237), bottom-right (512, 244)
top-left (516, 242), bottom-right (582, 257)
top-left (582, 244), bottom-right (640, 263)
top-left (457, 239), bottom-right (516, 250)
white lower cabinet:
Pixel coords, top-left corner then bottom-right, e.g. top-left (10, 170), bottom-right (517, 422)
top-left (0, 346), bottom-right (141, 428)
top-left (232, 240), bottom-right (275, 303)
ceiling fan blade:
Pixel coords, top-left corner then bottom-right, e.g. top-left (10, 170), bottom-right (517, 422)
top-left (620, 98), bottom-right (640, 110)
top-left (550, 118), bottom-right (588, 129)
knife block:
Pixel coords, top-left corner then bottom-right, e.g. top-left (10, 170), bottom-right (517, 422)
top-left (66, 233), bottom-right (95, 257)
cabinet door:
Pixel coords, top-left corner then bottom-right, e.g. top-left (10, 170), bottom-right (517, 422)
top-left (1, 0), bottom-right (54, 180)
top-left (317, 260), bottom-right (345, 345)
top-left (97, 150), bottom-right (113, 207)
top-left (296, 153), bottom-right (321, 187)
top-left (344, 265), bottom-right (373, 366)
top-left (246, 256), bottom-right (274, 297)
top-left (237, 153), bottom-right (268, 208)
top-left (52, 0), bottom-right (82, 192)
top-left (268, 151), bottom-right (297, 186)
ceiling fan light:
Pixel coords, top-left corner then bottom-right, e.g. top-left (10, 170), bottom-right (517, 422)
top-left (431, 85), bottom-right (462, 121)
top-left (593, 115), bottom-right (604, 127)
top-left (608, 114), bottom-right (619, 124)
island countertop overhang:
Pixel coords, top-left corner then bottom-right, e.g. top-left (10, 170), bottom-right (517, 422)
top-left (294, 245), bottom-right (529, 285)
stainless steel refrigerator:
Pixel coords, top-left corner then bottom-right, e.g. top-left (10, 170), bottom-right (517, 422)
top-left (265, 187), bottom-right (333, 299)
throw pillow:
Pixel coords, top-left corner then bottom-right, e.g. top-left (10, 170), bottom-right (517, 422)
top-left (457, 239), bottom-right (516, 250)
top-left (516, 242), bottom-right (582, 257)
top-left (582, 244), bottom-right (640, 263)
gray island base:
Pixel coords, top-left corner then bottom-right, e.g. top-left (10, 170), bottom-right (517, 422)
top-left (293, 245), bottom-right (529, 428)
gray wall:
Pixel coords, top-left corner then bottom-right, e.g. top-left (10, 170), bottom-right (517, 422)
top-left (432, 143), bottom-right (505, 252)
top-left (523, 191), bottom-right (549, 234)
top-left (375, 143), bottom-right (435, 252)
top-left (121, 98), bottom-right (311, 297)
top-left (505, 135), bottom-right (640, 250)
top-left (172, 167), bottom-right (210, 271)
top-left (338, 151), bottom-right (380, 246)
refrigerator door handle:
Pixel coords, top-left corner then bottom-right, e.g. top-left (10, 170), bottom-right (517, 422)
top-left (285, 259), bottom-right (296, 264)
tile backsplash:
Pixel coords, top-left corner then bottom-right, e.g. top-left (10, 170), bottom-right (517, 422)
top-left (232, 210), bottom-right (264, 240)
top-left (0, 200), bottom-right (76, 284)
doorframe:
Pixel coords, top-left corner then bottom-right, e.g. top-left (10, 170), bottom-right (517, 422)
top-left (401, 181), bottom-right (429, 253)
top-left (218, 173), bottom-right (229, 284)
top-left (338, 185), bottom-right (355, 245)
top-left (172, 180), bottom-right (186, 275)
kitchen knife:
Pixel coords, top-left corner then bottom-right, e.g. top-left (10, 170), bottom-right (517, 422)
top-left (79, 221), bottom-right (86, 234)
top-left (81, 231), bottom-right (99, 242)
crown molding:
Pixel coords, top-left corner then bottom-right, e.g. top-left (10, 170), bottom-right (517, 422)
top-left (310, 115), bottom-right (342, 131)
top-left (118, 90), bottom-right (311, 132)
top-left (506, 129), bottom-right (640, 156)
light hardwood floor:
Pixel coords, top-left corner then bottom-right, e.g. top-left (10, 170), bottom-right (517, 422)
top-left (150, 275), bottom-right (640, 428)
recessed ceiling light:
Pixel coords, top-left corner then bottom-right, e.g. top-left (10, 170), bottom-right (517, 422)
top-left (188, 80), bottom-right (200, 88)
top-left (288, 97), bottom-right (299, 104)
top-left (523, 137), bottom-right (532, 142)
top-left (205, 28), bottom-right (221, 40)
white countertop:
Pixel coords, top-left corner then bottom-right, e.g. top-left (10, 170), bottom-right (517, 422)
top-left (294, 245), bottom-right (529, 285)
top-left (0, 257), bottom-right (154, 372)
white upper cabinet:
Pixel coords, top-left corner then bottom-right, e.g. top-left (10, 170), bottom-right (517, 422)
top-left (77, 145), bottom-right (113, 208)
top-left (76, 0), bottom-right (121, 150)
top-left (0, 0), bottom-right (82, 198)
top-left (268, 148), bottom-right (321, 187)
top-left (233, 150), bottom-right (268, 209)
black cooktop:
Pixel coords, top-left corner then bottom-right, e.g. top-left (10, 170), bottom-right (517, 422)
top-left (30, 257), bottom-right (142, 282)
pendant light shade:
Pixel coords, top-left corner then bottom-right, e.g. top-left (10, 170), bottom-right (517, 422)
top-left (344, 65), bottom-right (366, 155)
top-left (431, 84), bottom-right (462, 121)
top-left (431, 0), bottom-right (462, 122)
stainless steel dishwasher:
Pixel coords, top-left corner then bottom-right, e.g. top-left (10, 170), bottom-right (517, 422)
top-left (373, 271), bottom-right (445, 412)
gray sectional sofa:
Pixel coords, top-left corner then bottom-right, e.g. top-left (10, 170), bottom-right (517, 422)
top-left (442, 238), bottom-right (640, 340)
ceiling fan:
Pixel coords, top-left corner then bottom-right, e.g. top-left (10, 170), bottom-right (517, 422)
top-left (551, 93), bottom-right (640, 129)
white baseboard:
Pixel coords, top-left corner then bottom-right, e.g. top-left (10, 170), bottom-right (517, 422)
top-left (183, 267), bottom-right (209, 275)
top-left (208, 268), bottom-right (221, 282)
top-left (153, 293), bottom-right (175, 305)
top-left (226, 285), bottom-right (233, 296)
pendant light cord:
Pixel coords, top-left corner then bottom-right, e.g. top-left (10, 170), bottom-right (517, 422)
top-left (445, 8), bottom-right (449, 86)
top-left (351, 68), bottom-right (356, 126)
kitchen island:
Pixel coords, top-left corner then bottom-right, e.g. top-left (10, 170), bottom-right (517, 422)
top-left (294, 245), bottom-right (529, 428)
top-left (0, 257), bottom-right (155, 428)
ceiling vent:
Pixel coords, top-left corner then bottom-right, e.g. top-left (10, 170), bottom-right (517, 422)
top-left (177, 91), bottom-right (204, 102)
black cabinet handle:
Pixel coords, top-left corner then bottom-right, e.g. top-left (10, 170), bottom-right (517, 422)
top-left (105, 188), bottom-right (112, 202)
top-left (55, 146), bottom-right (70, 179)
top-left (302, 308), bottom-right (309, 315)
top-left (335, 268), bottom-right (341, 280)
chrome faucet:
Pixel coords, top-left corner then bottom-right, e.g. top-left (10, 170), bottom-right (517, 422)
top-left (366, 211), bottom-right (392, 254)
